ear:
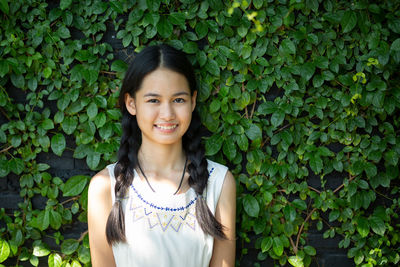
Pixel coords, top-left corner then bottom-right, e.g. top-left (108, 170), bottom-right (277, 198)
top-left (191, 91), bottom-right (197, 112)
top-left (125, 93), bottom-right (136, 116)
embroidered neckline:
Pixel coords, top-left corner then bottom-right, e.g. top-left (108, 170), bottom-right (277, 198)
top-left (129, 167), bottom-right (215, 212)
top-left (130, 184), bottom-right (197, 211)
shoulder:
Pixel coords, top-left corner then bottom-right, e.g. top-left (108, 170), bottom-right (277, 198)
top-left (222, 170), bottom-right (235, 194)
top-left (88, 167), bottom-right (112, 200)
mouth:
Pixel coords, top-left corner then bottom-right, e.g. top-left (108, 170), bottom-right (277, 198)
top-left (154, 124), bottom-right (178, 130)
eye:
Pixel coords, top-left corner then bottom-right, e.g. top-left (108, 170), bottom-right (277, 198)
top-left (147, 99), bottom-right (159, 103)
top-left (173, 98), bottom-right (186, 103)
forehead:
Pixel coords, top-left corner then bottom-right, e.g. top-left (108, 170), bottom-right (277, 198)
top-left (137, 68), bottom-right (191, 96)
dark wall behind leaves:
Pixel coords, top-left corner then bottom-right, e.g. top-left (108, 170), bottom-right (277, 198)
top-left (0, 0), bottom-right (399, 266)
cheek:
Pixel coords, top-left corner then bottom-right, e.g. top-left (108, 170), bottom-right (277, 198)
top-left (179, 107), bottom-right (193, 126)
top-left (135, 107), bottom-right (157, 127)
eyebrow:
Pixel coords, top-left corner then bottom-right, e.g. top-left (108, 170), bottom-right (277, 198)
top-left (143, 92), bottom-right (190, 97)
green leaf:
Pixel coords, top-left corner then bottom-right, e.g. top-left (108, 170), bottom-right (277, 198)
top-left (73, 144), bottom-right (89, 159)
top-left (205, 135), bottom-right (223, 156)
top-left (364, 162), bottom-right (377, 178)
top-left (304, 245), bottom-right (316, 256)
top-left (370, 216), bottom-right (386, 236)
top-left (11, 74), bottom-right (25, 88)
top-left (57, 95), bottom-right (71, 111)
top-left (245, 124), bottom-right (262, 140)
top-left (36, 210), bottom-right (50, 231)
top-left (49, 210), bottom-right (62, 230)
top-left (169, 12), bottom-right (186, 26)
top-left (341, 10), bottom-right (357, 33)
top-left (183, 42), bottom-right (198, 54)
top-left (329, 210), bottom-right (340, 222)
top-left (309, 155), bottom-right (323, 174)
top-left (280, 39), bottom-right (296, 54)
top-left (306, 0), bottom-right (319, 12)
top-left (48, 253), bottom-right (62, 267)
top-left (0, 130), bottom-right (5, 143)
top-left (205, 58), bottom-right (220, 77)
top-left (86, 152), bottom-right (100, 170)
top-left (273, 236), bottom-right (284, 256)
top-left (93, 1), bottom-right (107, 14)
top-left (258, 101), bottom-right (277, 115)
top-left (315, 56), bottom-right (329, 69)
top-left (0, 239), bottom-right (10, 263)
top-left (300, 62), bottom-right (315, 81)
top-left (292, 199), bottom-right (307, 210)
top-left (62, 116), bottom-right (78, 135)
top-left (288, 255), bottom-right (304, 267)
top-left (222, 140), bottom-right (236, 161)
top-left (51, 134), bottom-right (66, 156)
top-left (37, 163), bottom-right (50, 171)
top-left (384, 150), bottom-right (399, 166)
top-left (63, 175), bottom-right (88, 197)
top-left (261, 237), bottom-right (273, 253)
top-left (28, 78), bottom-right (38, 91)
top-left (243, 195), bottom-right (259, 217)
top-left (41, 118), bottom-right (54, 130)
top-left (237, 25), bottom-right (248, 38)
top-left (10, 158), bottom-right (24, 175)
top-left (391, 38), bottom-right (400, 51)
top-left (237, 134), bottom-right (248, 151)
top-left (94, 112), bottom-right (107, 128)
top-left (195, 21), bottom-right (208, 39)
top-left (61, 239), bottom-right (79, 255)
top-left (157, 16), bottom-right (173, 38)
top-left (271, 110), bottom-right (285, 127)
top-left (283, 205), bottom-right (296, 222)
top-left (78, 245), bottom-right (91, 264)
top-left (111, 60), bottom-right (128, 73)
top-left (109, 0), bottom-right (123, 13)
top-left (356, 216), bottom-right (370, 237)
top-left (60, 0), bottom-right (72, 10)
top-left (57, 26), bottom-right (71, 39)
top-left (0, 60), bottom-right (9, 77)
top-left (0, 0), bottom-right (9, 15)
top-left (87, 102), bottom-right (98, 120)
top-left (146, 0), bottom-right (160, 11)
top-left (122, 34), bottom-right (132, 47)
top-left (32, 240), bottom-right (50, 257)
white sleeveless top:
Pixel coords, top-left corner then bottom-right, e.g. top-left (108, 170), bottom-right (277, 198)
top-left (106, 159), bottom-right (228, 267)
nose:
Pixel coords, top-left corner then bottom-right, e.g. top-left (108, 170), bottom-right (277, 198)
top-left (159, 102), bottom-right (175, 120)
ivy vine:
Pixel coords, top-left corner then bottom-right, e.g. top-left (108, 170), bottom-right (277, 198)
top-left (0, 0), bottom-right (399, 266)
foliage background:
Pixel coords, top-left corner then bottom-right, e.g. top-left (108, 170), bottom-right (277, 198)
top-left (0, 0), bottom-right (400, 266)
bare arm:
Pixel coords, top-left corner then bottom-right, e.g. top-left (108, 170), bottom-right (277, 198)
top-left (88, 168), bottom-right (116, 267)
top-left (209, 171), bottom-right (236, 267)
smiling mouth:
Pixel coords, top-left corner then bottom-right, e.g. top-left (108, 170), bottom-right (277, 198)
top-left (155, 124), bottom-right (178, 130)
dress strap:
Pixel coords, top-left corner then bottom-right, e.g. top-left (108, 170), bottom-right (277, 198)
top-left (106, 163), bottom-right (117, 204)
top-left (205, 160), bottom-right (229, 213)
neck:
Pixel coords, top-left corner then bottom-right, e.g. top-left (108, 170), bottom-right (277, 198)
top-left (138, 139), bottom-right (186, 172)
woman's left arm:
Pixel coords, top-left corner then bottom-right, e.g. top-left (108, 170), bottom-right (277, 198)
top-left (209, 171), bottom-right (236, 267)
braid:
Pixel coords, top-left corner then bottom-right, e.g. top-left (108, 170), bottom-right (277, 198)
top-left (105, 110), bottom-right (141, 244)
top-left (184, 111), bottom-right (227, 239)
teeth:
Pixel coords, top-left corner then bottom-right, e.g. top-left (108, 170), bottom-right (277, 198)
top-left (157, 125), bottom-right (177, 130)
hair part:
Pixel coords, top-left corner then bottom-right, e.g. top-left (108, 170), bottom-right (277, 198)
top-left (106, 44), bottom-right (226, 245)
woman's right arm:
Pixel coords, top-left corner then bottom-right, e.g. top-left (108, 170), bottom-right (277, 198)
top-left (88, 168), bottom-right (116, 267)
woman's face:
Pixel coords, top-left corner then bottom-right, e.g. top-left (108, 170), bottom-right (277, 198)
top-left (125, 67), bottom-right (197, 146)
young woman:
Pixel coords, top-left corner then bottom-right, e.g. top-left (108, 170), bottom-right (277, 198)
top-left (88, 44), bottom-right (236, 267)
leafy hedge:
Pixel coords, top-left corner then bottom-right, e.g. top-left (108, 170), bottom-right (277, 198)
top-left (1, 0), bottom-right (400, 266)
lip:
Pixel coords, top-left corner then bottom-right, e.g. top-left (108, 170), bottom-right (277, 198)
top-left (154, 123), bottom-right (179, 133)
